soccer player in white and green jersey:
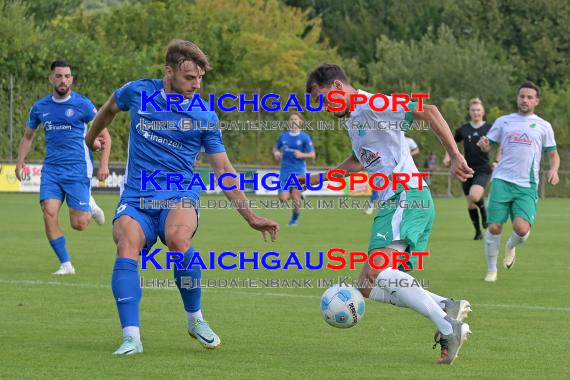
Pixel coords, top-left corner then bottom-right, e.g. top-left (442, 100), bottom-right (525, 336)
top-left (477, 81), bottom-right (560, 282)
top-left (301, 63), bottom-right (473, 365)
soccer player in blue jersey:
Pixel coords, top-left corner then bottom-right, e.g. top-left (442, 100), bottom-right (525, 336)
top-left (85, 40), bottom-right (279, 355)
top-left (15, 60), bottom-right (110, 275)
top-left (273, 112), bottom-right (315, 226)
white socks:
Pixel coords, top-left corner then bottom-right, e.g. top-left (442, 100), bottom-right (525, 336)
top-left (485, 230), bottom-right (501, 272)
top-left (507, 231), bottom-right (530, 250)
top-left (368, 269), bottom-right (453, 335)
top-left (123, 326), bottom-right (140, 340)
top-left (187, 310), bottom-right (203, 329)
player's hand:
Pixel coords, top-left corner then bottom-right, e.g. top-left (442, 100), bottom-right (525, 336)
top-left (98, 164), bottom-right (110, 181)
top-left (293, 150), bottom-right (304, 159)
top-left (449, 153), bottom-right (474, 182)
top-left (547, 169), bottom-right (559, 185)
top-left (94, 135), bottom-right (107, 152)
top-left (15, 162), bottom-right (26, 182)
top-left (296, 173), bottom-right (321, 190)
top-left (477, 136), bottom-right (491, 152)
top-left (247, 215), bottom-right (279, 242)
top-left (273, 151), bottom-right (281, 160)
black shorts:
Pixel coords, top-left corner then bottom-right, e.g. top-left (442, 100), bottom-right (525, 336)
top-left (462, 171), bottom-right (491, 196)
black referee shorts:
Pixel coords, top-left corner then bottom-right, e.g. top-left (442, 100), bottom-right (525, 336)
top-left (462, 171), bottom-right (491, 196)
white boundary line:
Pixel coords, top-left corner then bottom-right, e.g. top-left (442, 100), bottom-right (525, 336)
top-left (1, 278), bottom-right (569, 312)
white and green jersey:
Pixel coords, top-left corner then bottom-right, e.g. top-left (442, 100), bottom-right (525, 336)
top-left (347, 90), bottom-right (426, 201)
top-left (487, 113), bottom-right (557, 188)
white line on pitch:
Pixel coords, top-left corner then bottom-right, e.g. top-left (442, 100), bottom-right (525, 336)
top-left (2, 278), bottom-right (570, 312)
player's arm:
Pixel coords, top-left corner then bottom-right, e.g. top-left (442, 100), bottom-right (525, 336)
top-left (546, 149), bottom-right (560, 185)
top-left (86, 93), bottom-right (121, 151)
top-left (15, 128), bottom-right (36, 181)
top-left (410, 147), bottom-right (420, 157)
top-left (207, 152), bottom-right (279, 241)
top-left (443, 129), bottom-right (462, 166)
top-left (298, 153), bottom-right (362, 188)
top-left (294, 137), bottom-right (316, 159)
top-left (413, 105), bottom-right (473, 181)
top-left (96, 128), bottom-right (112, 181)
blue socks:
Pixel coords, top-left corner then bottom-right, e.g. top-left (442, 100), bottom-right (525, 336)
top-left (291, 211), bottom-right (300, 223)
top-left (112, 258), bottom-right (141, 328)
top-left (370, 190), bottom-right (379, 202)
top-left (49, 236), bottom-right (70, 263)
top-left (174, 247), bottom-right (202, 313)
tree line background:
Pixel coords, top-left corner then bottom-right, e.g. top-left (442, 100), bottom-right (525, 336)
top-left (1, 0), bottom-right (569, 173)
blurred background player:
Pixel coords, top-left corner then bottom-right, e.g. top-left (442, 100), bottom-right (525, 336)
top-left (478, 81), bottom-right (559, 282)
top-left (302, 63), bottom-right (472, 365)
top-left (15, 60), bottom-right (110, 275)
top-left (365, 136), bottom-right (419, 214)
top-left (273, 112), bottom-right (315, 226)
top-left (86, 39), bottom-right (279, 355)
top-left (443, 98), bottom-right (494, 240)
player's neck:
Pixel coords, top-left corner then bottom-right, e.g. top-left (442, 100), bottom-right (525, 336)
top-left (52, 91), bottom-right (72, 102)
top-left (517, 111), bottom-right (534, 117)
top-left (289, 129), bottom-right (301, 136)
top-left (470, 120), bottom-right (485, 128)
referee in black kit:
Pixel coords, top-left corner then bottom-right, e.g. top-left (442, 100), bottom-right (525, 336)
top-left (444, 98), bottom-right (497, 240)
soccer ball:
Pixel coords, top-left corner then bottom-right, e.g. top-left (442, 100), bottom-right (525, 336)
top-left (320, 285), bottom-right (365, 328)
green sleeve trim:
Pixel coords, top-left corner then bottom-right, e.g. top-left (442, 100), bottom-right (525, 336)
top-left (543, 146), bottom-right (557, 152)
top-left (402, 102), bottom-right (417, 133)
top-left (488, 138), bottom-right (498, 145)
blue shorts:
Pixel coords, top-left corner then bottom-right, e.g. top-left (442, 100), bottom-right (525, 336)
top-left (279, 168), bottom-right (305, 193)
top-left (113, 198), bottom-right (200, 249)
top-left (39, 175), bottom-right (91, 212)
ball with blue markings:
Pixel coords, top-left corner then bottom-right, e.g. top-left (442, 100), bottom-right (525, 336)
top-left (320, 285), bottom-right (365, 328)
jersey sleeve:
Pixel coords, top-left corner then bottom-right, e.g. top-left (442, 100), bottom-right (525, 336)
top-left (303, 134), bottom-right (314, 153)
top-left (201, 113), bottom-right (225, 154)
top-left (114, 81), bottom-right (137, 111)
top-left (406, 137), bottom-right (418, 150)
top-left (83, 98), bottom-right (98, 123)
top-left (486, 118), bottom-right (502, 144)
top-left (454, 127), bottom-right (463, 142)
top-left (401, 101), bottom-right (417, 133)
top-left (542, 123), bottom-right (557, 152)
top-left (27, 103), bottom-right (41, 129)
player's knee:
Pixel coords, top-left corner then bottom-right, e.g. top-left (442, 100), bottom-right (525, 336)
top-left (489, 224), bottom-right (502, 235)
top-left (166, 234), bottom-right (191, 253)
top-left (513, 224), bottom-right (530, 236)
top-left (42, 208), bottom-right (58, 221)
top-left (116, 239), bottom-right (141, 259)
top-left (278, 192), bottom-right (289, 202)
top-left (71, 217), bottom-right (89, 231)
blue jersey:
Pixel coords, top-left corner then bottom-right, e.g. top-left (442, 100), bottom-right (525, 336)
top-left (275, 131), bottom-right (314, 172)
top-left (115, 79), bottom-right (225, 202)
top-left (27, 92), bottom-right (97, 179)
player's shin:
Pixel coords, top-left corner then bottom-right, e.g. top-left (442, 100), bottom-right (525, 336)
top-left (174, 246), bottom-right (203, 328)
top-left (49, 236), bottom-right (71, 264)
top-left (507, 231), bottom-right (530, 250)
top-left (368, 269), bottom-right (453, 335)
top-left (112, 258), bottom-right (142, 339)
top-left (484, 230), bottom-right (501, 273)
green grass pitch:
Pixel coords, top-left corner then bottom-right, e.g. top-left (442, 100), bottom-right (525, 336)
top-left (1, 193), bottom-right (569, 379)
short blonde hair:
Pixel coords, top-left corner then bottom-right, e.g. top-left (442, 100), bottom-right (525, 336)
top-left (469, 98), bottom-right (484, 107)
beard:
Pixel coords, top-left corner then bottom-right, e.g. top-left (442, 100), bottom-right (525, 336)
top-left (170, 76), bottom-right (194, 100)
top-left (54, 85), bottom-right (70, 97)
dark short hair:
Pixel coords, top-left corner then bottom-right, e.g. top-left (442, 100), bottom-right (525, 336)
top-left (305, 63), bottom-right (349, 93)
top-left (518, 81), bottom-right (541, 98)
top-left (50, 60), bottom-right (71, 72)
top-left (166, 39), bottom-right (211, 72)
